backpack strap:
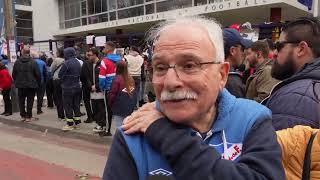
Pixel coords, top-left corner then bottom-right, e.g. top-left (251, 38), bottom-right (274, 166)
top-left (302, 133), bottom-right (317, 180)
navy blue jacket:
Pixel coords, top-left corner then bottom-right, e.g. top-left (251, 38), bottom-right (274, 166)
top-left (262, 58), bottom-right (320, 130)
top-left (108, 75), bottom-right (137, 117)
top-left (58, 47), bottom-right (82, 90)
top-left (103, 90), bottom-right (284, 180)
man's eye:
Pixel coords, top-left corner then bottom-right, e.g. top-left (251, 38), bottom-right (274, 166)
top-left (182, 62), bottom-right (197, 70)
top-left (154, 65), bottom-right (167, 72)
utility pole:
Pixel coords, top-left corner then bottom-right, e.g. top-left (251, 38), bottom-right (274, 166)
top-left (4, 0), bottom-right (14, 56)
top-left (3, 0), bottom-right (19, 112)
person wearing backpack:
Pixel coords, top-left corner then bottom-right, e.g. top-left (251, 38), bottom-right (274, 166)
top-left (108, 61), bottom-right (136, 129)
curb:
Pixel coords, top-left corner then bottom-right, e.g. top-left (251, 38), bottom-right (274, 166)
top-left (0, 116), bottom-right (113, 145)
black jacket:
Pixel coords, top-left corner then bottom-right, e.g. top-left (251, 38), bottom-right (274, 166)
top-left (80, 60), bottom-right (102, 92)
top-left (58, 48), bottom-right (82, 90)
top-left (12, 56), bottom-right (41, 89)
top-left (225, 67), bottom-right (245, 98)
top-left (263, 58), bottom-right (320, 130)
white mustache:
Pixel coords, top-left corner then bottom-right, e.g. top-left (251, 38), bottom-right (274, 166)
top-left (160, 90), bottom-right (198, 101)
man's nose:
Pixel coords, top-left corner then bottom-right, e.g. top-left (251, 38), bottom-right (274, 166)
top-left (163, 68), bottom-right (183, 90)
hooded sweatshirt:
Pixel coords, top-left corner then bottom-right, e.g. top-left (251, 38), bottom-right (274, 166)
top-left (12, 55), bottom-right (41, 89)
top-left (58, 47), bottom-right (82, 90)
top-left (125, 51), bottom-right (144, 76)
top-left (263, 58), bottom-right (320, 130)
top-left (99, 54), bottom-right (121, 93)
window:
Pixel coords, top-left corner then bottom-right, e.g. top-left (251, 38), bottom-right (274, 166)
top-left (81, 1), bottom-right (87, 16)
top-left (65, 21), bottom-right (72, 28)
top-left (109, 11), bottom-right (116, 21)
top-left (145, 4), bottom-right (154, 14)
top-left (65, 19), bottom-right (81, 28)
top-left (82, 18), bottom-right (87, 25)
top-left (15, 0), bottom-right (31, 6)
top-left (16, 10), bottom-right (33, 39)
top-left (88, 0), bottom-right (94, 15)
top-left (95, 0), bottom-right (102, 14)
top-left (17, 28), bottom-right (33, 37)
top-left (109, 0), bottom-right (117, 10)
top-left (156, 0), bottom-right (192, 13)
top-left (72, 19), bottom-right (81, 27)
top-left (102, 0), bottom-right (108, 12)
top-left (99, 13), bottom-right (108, 22)
top-left (194, 0), bottom-right (207, 6)
top-left (64, 4), bottom-right (70, 20)
top-left (209, 0), bottom-right (224, 3)
top-left (16, 19), bottom-right (32, 28)
top-left (118, 0), bottom-right (144, 9)
top-left (118, 6), bottom-right (144, 19)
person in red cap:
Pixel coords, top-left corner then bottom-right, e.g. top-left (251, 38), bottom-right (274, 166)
top-left (229, 24), bottom-right (241, 32)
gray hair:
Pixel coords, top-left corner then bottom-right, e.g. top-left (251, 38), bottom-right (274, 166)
top-left (146, 16), bottom-right (225, 62)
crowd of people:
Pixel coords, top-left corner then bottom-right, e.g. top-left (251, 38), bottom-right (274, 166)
top-left (0, 41), bottom-right (152, 136)
top-left (0, 15), bottom-right (320, 179)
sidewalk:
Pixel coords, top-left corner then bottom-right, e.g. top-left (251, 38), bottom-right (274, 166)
top-left (0, 101), bottom-right (115, 145)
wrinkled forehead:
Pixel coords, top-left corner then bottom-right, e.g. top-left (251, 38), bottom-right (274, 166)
top-left (153, 23), bottom-right (216, 61)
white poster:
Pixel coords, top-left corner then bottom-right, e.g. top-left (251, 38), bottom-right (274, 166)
top-left (95, 36), bottom-right (106, 47)
top-left (8, 40), bottom-right (17, 63)
top-left (86, 35), bottom-right (94, 45)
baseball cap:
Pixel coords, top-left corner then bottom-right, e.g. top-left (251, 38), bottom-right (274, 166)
top-left (223, 28), bottom-right (251, 50)
top-left (242, 39), bottom-right (253, 49)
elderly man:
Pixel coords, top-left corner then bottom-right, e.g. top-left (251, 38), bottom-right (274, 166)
top-left (103, 17), bottom-right (284, 180)
top-left (31, 51), bottom-right (47, 115)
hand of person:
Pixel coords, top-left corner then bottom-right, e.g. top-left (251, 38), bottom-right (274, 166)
top-left (91, 85), bottom-right (96, 92)
top-left (122, 102), bottom-right (164, 134)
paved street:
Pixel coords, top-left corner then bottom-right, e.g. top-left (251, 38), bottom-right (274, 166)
top-left (0, 100), bottom-right (115, 179)
top-left (0, 122), bottom-right (107, 179)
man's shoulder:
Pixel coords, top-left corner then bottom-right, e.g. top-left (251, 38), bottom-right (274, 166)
top-left (274, 79), bottom-right (315, 96)
top-left (233, 98), bottom-right (272, 120)
top-left (102, 57), bottom-right (114, 65)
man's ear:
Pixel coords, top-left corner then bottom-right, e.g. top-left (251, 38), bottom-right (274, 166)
top-left (229, 47), bottom-right (236, 56)
top-left (219, 62), bottom-right (230, 91)
top-left (296, 41), bottom-right (309, 57)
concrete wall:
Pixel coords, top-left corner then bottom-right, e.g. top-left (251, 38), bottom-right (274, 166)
top-left (32, 0), bottom-right (59, 41)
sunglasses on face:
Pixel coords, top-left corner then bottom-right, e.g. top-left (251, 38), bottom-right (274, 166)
top-left (275, 41), bottom-right (301, 52)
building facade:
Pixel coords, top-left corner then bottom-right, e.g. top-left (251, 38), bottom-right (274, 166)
top-left (14, 0), bottom-right (313, 52)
